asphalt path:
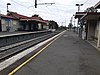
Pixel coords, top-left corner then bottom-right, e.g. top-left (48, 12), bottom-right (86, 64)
top-left (2, 30), bottom-right (100, 75)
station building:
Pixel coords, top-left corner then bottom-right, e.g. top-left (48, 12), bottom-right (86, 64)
top-left (75, 1), bottom-right (100, 47)
top-left (0, 14), bottom-right (19, 32)
top-left (0, 12), bottom-right (49, 32)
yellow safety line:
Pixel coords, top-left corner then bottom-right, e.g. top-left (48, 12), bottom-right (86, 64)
top-left (8, 31), bottom-right (65, 75)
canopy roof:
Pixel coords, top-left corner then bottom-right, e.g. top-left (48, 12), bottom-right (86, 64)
top-left (81, 12), bottom-right (100, 20)
top-left (94, 1), bottom-right (100, 9)
top-left (74, 12), bottom-right (86, 19)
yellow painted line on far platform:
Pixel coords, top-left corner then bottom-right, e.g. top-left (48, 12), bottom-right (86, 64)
top-left (8, 31), bottom-right (65, 75)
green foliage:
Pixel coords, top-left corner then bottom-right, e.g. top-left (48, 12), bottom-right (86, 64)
top-left (49, 20), bottom-right (59, 29)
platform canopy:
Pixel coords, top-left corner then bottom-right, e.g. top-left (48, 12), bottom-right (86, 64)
top-left (81, 12), bottom-right (100, 20)
top-left (94, 1), bottom-right (100, 9)
top-left (74, 12), bottom-right (86, 19)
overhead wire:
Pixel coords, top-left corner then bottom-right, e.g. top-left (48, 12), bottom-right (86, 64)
top-left (83, 0), bottom-right (90, 5)
top-left (27, 0), bottom-right (55, 17)
top-left (8, 0), bottom-right (96, 26)
top-left (0, 0), bottom-right (8, 8)
top-left (10, 0), bottom-right (37, 16)
top-left (37, 0), bottom-right (61, 21)
top-left (52, 0), bottom-right (67, 25)
top-left (27, 0), bottom-right (60, 19)
top-left (82, 0), bottom-right (99, 5)
top-left (9, 0), bottom-right (61, 22)
top-left (45, 6), bottom-right (65, 22)
top-left (39, 0), bottom-right (65, 21)
top-left (10, 0), bottom-right (28, 8)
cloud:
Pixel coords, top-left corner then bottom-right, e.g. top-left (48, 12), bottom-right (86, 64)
top-left (0, 0), bottom-right (100, 26)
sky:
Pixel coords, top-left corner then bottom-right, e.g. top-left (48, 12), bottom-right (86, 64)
top-left (0, 0), bottom-right (100, 26)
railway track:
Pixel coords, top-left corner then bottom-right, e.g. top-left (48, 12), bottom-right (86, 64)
top-left (0, 32), bottom-right (59, 62)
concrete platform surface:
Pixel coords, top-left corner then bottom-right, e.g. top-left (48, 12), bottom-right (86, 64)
top-left (0, 31), bottom-right (26, 36)
top-left (1, 30), bottom-right (100, 75)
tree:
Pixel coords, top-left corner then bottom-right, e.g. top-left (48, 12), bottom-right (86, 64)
top-left (49, 20), bottom-right (59, 30)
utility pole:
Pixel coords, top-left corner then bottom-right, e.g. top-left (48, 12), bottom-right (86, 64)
top-left (35, 0), bottom-right (37, 8)
top-left (76, 4), bottom-right (83, 12)
top-left (70, 16), bottom-right (72, 24)
top-left (65, 19), bottom-right (66, 26)
top-left (62, 22), bottom-right (63, 26)
top-left (73, 19), bottom-right (76, 27)
top-left (75, 4), bottom-right (83, 34)
top-left (35, 0), bottom-right (55, 8)
top-left (73, 19), bottom-right (76, 32)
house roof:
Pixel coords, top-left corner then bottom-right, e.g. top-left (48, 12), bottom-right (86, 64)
top-left (7, 12), bottom-right (48, 24)
top-left (0, 14), bottom-right (17, 19)
top-left (7, 12), bottom-right (30, 19)
top-left (20, 18), bottom-right (48, 24)
top-left (94, 1), bottom-right (100, 9)
top-left (43, 20), bottom-right (49, 23)
top-left (74, 12), bottom-right (86, 19)
top-left (41, 20), bottom-right (49, 25)
top-left (81, 12), bottom-right (100, 20)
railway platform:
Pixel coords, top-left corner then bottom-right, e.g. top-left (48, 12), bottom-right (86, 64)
top-left (0, 31), bottom-right (26, 36)
top-left (1, 30), bottom-right (100, 75)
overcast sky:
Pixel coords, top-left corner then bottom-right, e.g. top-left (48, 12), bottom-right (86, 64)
top-left (0, 0), bottom-right (100, 26)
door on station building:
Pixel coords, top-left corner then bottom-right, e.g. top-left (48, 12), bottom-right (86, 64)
top-left (0, 20), bottom-right (2, 31)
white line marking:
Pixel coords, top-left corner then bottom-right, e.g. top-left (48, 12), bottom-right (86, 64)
top-left (0, 30), bottom-right (66, 71)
